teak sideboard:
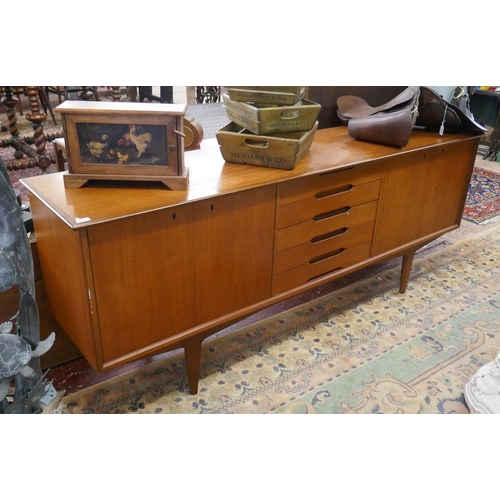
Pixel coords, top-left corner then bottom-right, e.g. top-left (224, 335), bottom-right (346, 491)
top-left (21, 127), bottom-right (481, 394)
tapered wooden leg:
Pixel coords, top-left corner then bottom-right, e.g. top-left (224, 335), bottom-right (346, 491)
top-left (183, 335), bottom-right (203, 395)
top-left (400, 249), bottom-right (416, 294)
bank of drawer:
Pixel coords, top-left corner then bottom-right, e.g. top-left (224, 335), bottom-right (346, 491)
top-left (274, 220), bottom-right (375, 274)
top-left (277, 179), bottom-right (381, 229)
top-left (278, 159), bottom-right (385, 206)
top-left (272, 241), bottom-right (372, 295)
top-left (276, 200), bottom-right (378, 252)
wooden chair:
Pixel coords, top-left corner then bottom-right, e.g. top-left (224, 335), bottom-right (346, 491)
top-left (53, 138), bottom-right (67, 172)
top-left (2, 87), bottom-right (59, 125)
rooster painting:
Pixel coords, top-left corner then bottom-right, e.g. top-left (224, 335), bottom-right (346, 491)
top-left (118, 133), bottom-right (134, 148)
top-left (87, 134), bottom-right (109, 161)
top-left (128, 125), bottom-right (153, 158)
top-left (77, 122), bottom-right (165, 166)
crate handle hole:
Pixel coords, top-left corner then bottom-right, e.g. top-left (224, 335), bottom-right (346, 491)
top-left (244, 139), bottom-right (269, 148)
top-left (280, 109), bottom-right (300, 119)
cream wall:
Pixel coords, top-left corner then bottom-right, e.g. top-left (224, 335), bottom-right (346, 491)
top-left (427, 86), bottom-right (463, 100)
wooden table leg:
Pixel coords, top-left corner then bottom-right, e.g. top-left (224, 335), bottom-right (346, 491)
top-left (0, 86), bottom-right (20, 137)
top-left (25, 86), bottom-right (52, 170)
top-left (77, 86), bottom-right (96, 101)
top-left (1, 86), bottom-right (55, 171)
top-left (400, 248), bottom-right (416, 294)
top-left (26, 87), bottom-right (46, 152)
top-left (182, 335), bottom-right (203, 395)
top-left (110, 86), bottom-right (122, 102)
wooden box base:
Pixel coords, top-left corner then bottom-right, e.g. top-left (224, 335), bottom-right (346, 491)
top-left (63, 166), bottom-right (189, 190)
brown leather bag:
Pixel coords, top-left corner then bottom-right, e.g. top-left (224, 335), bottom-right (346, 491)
top-left (337, 86), bottom-right (420, 122)
top-left (347, 107), bottom-right (417, 148)
top-left (336, 86), bottom-right (486, 148)
top-left (337, 86), bottom-right (420, 147)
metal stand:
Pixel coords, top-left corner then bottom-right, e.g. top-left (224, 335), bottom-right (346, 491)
top-left (196, 86), bottom-right (221, 104)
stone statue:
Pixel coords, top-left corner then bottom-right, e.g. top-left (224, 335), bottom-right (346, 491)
top-left (0, 155), bottom-right (57, 413)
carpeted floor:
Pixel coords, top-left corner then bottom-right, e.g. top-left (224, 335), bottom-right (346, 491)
top-left (463, 166), bottom-right (500, 224)
top-left (58, 223), bottom-right (500, 414)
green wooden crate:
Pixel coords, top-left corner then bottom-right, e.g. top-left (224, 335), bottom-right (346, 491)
top-left (226, 86), bottom-right (308, 105)
top-left (216, 121), bottom-right (318, 170)
top-left (223, 94), bottom-right (321, 135)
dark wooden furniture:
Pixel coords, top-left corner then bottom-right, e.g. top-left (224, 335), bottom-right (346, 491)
top-left (21, 127), bottom-right (481, 394)
top-left (470, 89), bottom-right (500, 161)
top-left (0, 86), bottom-right (56, 171)
top-left (138, 86), bottom-right (174, 104)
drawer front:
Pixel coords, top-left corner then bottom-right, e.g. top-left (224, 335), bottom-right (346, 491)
top-left (272, 241), bottom-right (372, 295)
top-left (277, 179), bottom-right (381, 229)
top-left (276, 200), bottom-right (378, 252)
top-left (274, 220), bottom-right (375, 274)
top-left (278, 159), bottom-right (385, 206)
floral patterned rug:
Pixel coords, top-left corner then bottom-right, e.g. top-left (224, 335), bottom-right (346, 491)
top-left (463, 166), bottom-right (500, 224)
top-left (58, 224), bottom-right (500, 414)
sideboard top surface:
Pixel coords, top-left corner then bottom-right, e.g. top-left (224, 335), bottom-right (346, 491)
top-left (21, 126), bottom-right (481, 230)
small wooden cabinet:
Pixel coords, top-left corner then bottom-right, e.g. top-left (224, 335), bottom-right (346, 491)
top-left (22, 127), bottom-right (480, 393)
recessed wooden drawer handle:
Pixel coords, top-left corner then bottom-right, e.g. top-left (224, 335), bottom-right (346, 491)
top-left (313, 206), bottom-right (350, 221)
top-left (311, 227), bottom-right (348, 243)
top-left (320, 167), bottom-right (353, 177)
top-left (308, 247), bottom-right (345, 264)
top-left (315, 184), bottom-right (353, 199)
top-left (308, 267), bottom-right (342, 282)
